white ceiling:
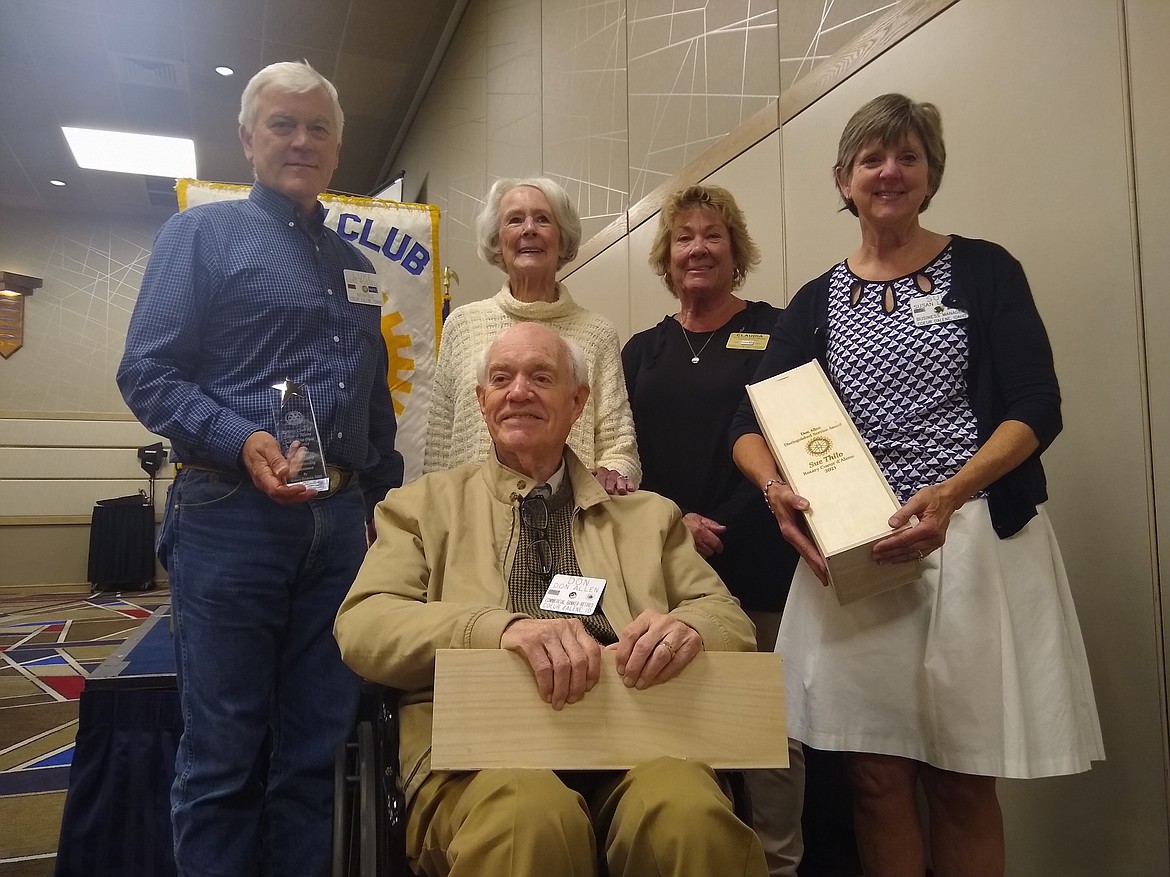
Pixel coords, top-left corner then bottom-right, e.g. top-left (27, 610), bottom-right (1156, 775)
top-left (0, 0), bottom-right (463, 220)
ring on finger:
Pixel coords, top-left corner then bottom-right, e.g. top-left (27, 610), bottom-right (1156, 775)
top-left (914, 549), bottom-right (925, 560)
top-left (658, 639), bottom-right (677, 657)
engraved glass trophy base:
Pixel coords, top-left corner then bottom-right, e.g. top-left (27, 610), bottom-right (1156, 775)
top-left (272, 378), bottom-right (330, 492)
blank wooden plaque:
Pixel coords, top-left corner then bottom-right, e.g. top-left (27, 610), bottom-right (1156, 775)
top-left (430, 649), bottom-right (788, 771)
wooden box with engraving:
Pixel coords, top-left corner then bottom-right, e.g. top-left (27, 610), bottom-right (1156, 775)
top-left (746, 360), bottom-right (920, 603)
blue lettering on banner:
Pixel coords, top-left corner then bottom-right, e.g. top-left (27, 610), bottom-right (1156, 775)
top-left (358, 218), bottom-right (383, 252)
top-left (324, 210), bottom-right (434, 278)
top-left (337, 213), bottom-right (362, 241)
top-left (402, 242), bottom-right (430, 276)
top-left (381, 227), bottom-right (411, 261)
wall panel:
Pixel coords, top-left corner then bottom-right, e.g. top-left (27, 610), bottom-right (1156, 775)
top-left (0, 212), bottom-right (157, 415)
top-left (1128, 1), bottom-right (1170, 807)
top-left (542, 0), bottom-right (629, 244)
top-left (1, 417), bottom-right (169, 587)
top-left (626, 214), bottom-right (664, 337)
top-left (562, 235), bottom-right (631, 342)
top-left (780, 0), bottom-right (1166, 872)
top-left (702, 131), bottom-right (785, 309)
top-left (626, 0), bottom-right (779, 203)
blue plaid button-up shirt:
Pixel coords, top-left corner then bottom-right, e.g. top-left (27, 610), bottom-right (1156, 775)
top-left (118, 182), bottom-right (403, 513)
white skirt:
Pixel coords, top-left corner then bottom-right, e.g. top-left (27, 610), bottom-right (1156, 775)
top-left (776, 499), bottom-right (1104, 779)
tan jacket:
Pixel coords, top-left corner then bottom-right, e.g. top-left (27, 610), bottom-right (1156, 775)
top-left (334, 450), bottom-right (755, 801)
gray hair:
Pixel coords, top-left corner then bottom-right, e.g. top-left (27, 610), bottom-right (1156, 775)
top-left (834, 93), bottom-right (945, 216)
top-left (239, 61), bottom-right (344, 140)
top-left (475, 177), bottom-right (583, 270)
top-left (475, 325), bottom-right (589, 388)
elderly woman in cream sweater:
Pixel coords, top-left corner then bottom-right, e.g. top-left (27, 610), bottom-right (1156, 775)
top-left (424, 177), bottom-right (640, 493)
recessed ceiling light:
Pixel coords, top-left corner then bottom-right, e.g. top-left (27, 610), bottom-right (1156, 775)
top-left (49, 179), bottom-right (67, 187)
top-left (62, 127), bottom-right (197, 178)
top-left (215, 66), bottom-right (234, 76)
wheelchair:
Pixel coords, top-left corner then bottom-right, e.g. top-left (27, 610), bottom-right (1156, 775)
top-left (331, 682), bottom-right (754, 877)
top-left (332, 683), bottom-right (409, 877)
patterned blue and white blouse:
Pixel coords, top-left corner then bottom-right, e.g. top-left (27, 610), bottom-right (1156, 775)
top-left (825, 244), bottom-right (985, 504)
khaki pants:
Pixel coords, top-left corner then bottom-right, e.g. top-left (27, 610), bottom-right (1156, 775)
top-left (407, 757), bottom-right (768, 877)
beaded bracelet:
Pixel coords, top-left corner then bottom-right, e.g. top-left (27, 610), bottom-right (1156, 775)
top-left (762, 478), bottom-right (785, 510)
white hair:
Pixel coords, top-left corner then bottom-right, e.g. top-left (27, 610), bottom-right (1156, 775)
top-left (239, 61), bottom-right (344, 139)
top-left (474, 177), bottom-right (583, 270)
top-left (475, 325), bottom-right (588, 388)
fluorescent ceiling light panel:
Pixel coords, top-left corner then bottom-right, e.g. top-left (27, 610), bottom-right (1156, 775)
top-left (62, 127), bottom-right (197, 178)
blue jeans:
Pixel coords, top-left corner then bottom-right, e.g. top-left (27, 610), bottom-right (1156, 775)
top-left (160, 469), bottom-right (365, 877)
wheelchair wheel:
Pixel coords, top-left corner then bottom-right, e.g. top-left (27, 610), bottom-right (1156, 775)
top-left (333, 684), bottom-right (411, 877)
top-left (332, 721), bottom-right (379, 877)
top-left (332, 740), bottom-right (353, 877)
top-left (357, 721), bottom-right (379, 876)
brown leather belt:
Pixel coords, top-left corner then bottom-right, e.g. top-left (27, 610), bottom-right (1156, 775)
top-left (180, 462), bottom-right (354, 497)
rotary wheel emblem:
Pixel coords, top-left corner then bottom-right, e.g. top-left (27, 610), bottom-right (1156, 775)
top-left (805, 436), bottom-right (833, 456)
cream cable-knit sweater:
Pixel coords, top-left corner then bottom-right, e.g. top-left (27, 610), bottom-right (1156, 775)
top-left (423, 282), bottom-right (641, 485)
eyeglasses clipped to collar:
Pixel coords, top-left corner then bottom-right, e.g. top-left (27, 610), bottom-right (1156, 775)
top-left (519, 492), bottom-right (553, 577)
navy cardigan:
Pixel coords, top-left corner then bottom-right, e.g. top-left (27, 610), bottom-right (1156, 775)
top-left (729, 236), bottom-right (1060, 538)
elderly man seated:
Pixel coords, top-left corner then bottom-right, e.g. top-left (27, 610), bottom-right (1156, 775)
top-left (334, 322), bottom-right (766, 877)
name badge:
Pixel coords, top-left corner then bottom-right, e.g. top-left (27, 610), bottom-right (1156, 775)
top-left (727, 332), bottom-right (769, 350)
top-left (344, 270), bottom-right (383, 306)
top-left (909, 294), bottom-right (968, 327)
top-left (540, 574), bottom-right (606, 616)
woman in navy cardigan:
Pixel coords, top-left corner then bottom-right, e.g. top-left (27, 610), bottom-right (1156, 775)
top-left (730, 94), bottom-right (1103, 877)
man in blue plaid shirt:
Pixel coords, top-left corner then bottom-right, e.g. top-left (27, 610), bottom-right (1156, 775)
top-left (117, 60), bottom-right (402, 877)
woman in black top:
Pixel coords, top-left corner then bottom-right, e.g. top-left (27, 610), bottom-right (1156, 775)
top-left (622, 184), bottom-right (802, 877)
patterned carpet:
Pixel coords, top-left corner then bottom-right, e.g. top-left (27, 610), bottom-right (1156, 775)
top-left (0, 588), bottom-right (169, 875)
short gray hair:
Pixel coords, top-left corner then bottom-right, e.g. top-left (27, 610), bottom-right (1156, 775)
top-left (475, 325), bottom-right (589, 388)
top-left (475, 178), bottom-right (583, 270)
top-left (834, 93), bottom-right (945, 216)
top-left (239, 61), bottom-right (344, 140)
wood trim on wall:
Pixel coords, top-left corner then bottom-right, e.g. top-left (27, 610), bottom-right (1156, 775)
top-left (561, 0), bottom-right (961, 279)
top-left (0, 410), bottom-right (138, 421)
top-left (0, 516), bottom-right (92, 526)
top-left (778, 0), bottom-right (960, 126)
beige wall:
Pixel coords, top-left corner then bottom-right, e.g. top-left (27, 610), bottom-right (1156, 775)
top-left (780, 1), bottom-right (1165, 872)
top-left (397, 0), bottom-right (1170, 870)
top-left (392, 0), bottom-right (889, 311)
top-left (0, 210), bottom-right (169, 588)
top-left (0, 416), bottom-right (171, 588)
top-left (1128, 0), bottom-right (1170, 787)
top-left (0, 211), bottom-right (157, 415)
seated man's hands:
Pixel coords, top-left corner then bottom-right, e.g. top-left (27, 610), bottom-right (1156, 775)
top-left (501, 618), bottom-right (602, 710)
top-left (612, 610), bottom-right (702, 690)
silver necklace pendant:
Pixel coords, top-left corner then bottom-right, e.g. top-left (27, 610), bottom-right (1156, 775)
top-left (681, 324), bottom-right (715, 364)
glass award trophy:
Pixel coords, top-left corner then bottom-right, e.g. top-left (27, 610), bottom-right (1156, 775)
top-left (272, 378), bottom-right (330, 492)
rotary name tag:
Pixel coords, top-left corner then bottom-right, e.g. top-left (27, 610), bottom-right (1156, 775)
top-left (344, 269), bottom-right (382, 306)
top-left (909, 294), bottom-right (968, 327)
top-left (727, 332), bottom-right (769, 350)
top-left (540, 574), bottom-right (606, 615)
